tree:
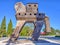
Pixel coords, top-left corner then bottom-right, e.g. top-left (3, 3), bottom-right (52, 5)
top-left (1, 16), bottom-right (6, 30)
top-left (0, 25), bottom-right (1, 30)
top-left (55, 29), bottom-right (60, 36)
top-left (0, 24), bottom-right (1, 37)
top-left (20, 26), bottom-right (33, 36)
top-left (1, 16), bottom-right (6, 37)
top-left (7, 19), bottom-right (13, 36)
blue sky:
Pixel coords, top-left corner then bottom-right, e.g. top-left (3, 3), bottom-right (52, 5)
top-left (0, 0), bottom-right (60, 30)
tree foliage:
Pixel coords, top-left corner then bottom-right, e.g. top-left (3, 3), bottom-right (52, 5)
top-left (0, 16), bottom-right (6, 37)
top-left (7, 19), bottom-right (13, 36)
top-left (1, 16), bottom-right (6, 30)
top-left (20, 26), bottom-right (33, 36)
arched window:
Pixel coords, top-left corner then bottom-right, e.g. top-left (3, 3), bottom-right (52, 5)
top-left (34, 5), bottom-right (36, 7)
top-left (34, 13), bottom-right (36, 15)
top-left (30, 13), bottom-right (32, 15)
top-left (29, 5), bottom-right (31, 7)
top-left (19, 13), bottom-right (20, 15)
top-left (25, 13), bottom-right (26, 15)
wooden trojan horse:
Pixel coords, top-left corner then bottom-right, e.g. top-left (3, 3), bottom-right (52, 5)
top-left (9, 2), bottom-right (51, 42)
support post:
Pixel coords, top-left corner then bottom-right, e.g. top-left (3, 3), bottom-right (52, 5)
top-left (10, 20), bottom-right (26, 42)
top-left (44, 16), bottom-right (51, 33)
top-left (32, 20), bottom-right (44, 41)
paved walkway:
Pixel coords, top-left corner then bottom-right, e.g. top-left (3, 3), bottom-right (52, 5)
top-left (39, 38), bottom-right (60, 44)
top-left (0, 38), bottom-right (35, 45)
top-left (0, 37), bottom-right (60, 45)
